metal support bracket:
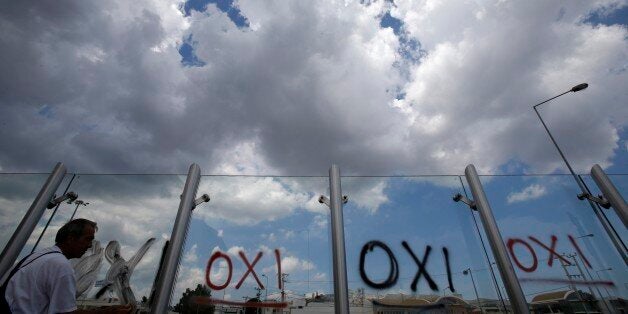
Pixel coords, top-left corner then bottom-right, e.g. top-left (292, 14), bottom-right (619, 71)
top-left (453, 193), bottom-right (476, 210)
top-left (318, 195), bottom-right (348, 207)
top-left (193, 194), bottom-right (210, 209)
top-left (47, 191), bottom-right (78, 209)
top-left (577, 193), bottom-right (611, 209)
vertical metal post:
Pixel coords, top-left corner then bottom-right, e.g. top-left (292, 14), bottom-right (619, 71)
top-left (150, 163), bottom-right (201, 314)
top-left (464, 164), bottom-right (529, 314)
top-left (329, 165), bottom-right (350, 314)
top-left (0, 162), bottom-right (66, 283)
top-left (591, 164), bottom-right (628, 228)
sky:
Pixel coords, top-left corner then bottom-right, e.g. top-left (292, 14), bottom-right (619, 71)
top-left (1, 0), bottom-right (627, 310)
top-left (0, 0), bottom-right (626, 176)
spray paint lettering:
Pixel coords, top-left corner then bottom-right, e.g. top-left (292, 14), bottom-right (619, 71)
top-left (506, 234), bottom-right (591, 273)
top-left (359, 240), bottom-right (454, 292)
top-left (205, 248), bottom-right (281, 290)
top-left (505, 234), bottom-right (613, 286)
top-left (197, 248), bottom-right (288, 309)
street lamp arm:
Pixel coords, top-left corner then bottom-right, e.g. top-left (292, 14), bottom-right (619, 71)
top-left (532, 90), bottom-right (572, 109)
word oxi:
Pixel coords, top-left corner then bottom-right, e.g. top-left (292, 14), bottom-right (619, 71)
top-left (205, 249), bottom-right (283, 290)
top-left (359, 240), bottom-right (455, 292)
top-left (506, 234), bottom-right (591, 273)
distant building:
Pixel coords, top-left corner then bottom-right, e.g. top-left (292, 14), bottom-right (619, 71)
top-left (530, 290), bottom-right (600, 313)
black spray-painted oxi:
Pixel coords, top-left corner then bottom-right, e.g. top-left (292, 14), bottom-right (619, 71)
top-left (402, 241), bottom-right (439, 291)
top-left (360, 241), bottom-right (453, 292)
top-left (359, 241), bottom-right (399, 289)
top-left (442, 247), bottom-right (454, 293)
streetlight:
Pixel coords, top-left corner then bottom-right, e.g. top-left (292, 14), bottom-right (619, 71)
top-left (595, 268), bottom-right (613, 302)
top-left (464, 268), bottom-right (483, 313)
top-left (69, 199), bottom-right (89, 221)
top-left (571, 235), bottom-right (613, 313)
top-left (533, 83), bottom-right (628, 265)
top-left (443, 285), bottom-right (452, 296)
top-left (261, 274), bottom-right (269, 301)
top-left (532, 83), bottom-right (588, 187)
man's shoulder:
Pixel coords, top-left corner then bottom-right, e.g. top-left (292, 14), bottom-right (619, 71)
top-left (30, 246), bottom-right (71, 271)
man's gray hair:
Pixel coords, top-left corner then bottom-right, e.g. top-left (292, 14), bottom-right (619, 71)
top-left (55, 218), bottom-right (98, 244)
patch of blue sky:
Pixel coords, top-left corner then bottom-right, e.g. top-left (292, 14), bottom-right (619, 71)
top-left (182, 0), bottom-right (249, 28)
top-left (379, 11), bottom-right (425, 65)
top-left (179, 0), bottom-right (250, 67)
top-left (178, 34), bottom-right (206, 67)
top-left (37, 104), bottom-right (54, 119)
top-left (583, 3), bottom-right (628, 26)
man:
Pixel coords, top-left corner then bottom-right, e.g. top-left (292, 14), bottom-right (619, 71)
top-left (5, 219), bottom-right (132, 313)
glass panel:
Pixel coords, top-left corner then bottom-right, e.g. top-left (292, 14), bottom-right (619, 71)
top-left (26, 174), bottom-right (185, 309)
top-left (0, 173), bottom-right (74, 254)
top-left (481, 174), bottom-right (627, 313)
top-left (581, 174), bottom-right (628, 245)
top-left (170, 176), bottom-right (331, 313)
top-left (343, 176), bottom-right (503, 313)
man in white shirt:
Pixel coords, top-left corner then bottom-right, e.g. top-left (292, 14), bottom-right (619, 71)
top-left (5, 219), bottom-right (132, 314)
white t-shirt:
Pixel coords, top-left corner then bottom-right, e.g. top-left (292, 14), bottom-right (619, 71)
top-left (5, 246), bottom-right (78, 314)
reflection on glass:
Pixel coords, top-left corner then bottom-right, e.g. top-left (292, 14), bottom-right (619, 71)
top-left (27, 174), bottom-right (184, 310)
top-left (342, 176), bottom-right (502, 313)
top-left (481, 175), bottom-right (628, 314)
top-left (0, 173), bottom-right (74, 256)
top-left (170, 176), bottom-right (331, 313)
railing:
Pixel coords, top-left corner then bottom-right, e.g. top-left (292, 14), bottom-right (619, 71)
top-left (0, 165), bottom-right (625, 313)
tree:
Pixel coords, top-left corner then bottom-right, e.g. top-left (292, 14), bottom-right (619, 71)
top-left (173, 284), bottom-right (214, 314)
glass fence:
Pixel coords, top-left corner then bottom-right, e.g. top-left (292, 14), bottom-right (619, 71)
top-left (478, 175), bottom-right (628, 314)
top-left (0, 171), bottom-right (626, 313)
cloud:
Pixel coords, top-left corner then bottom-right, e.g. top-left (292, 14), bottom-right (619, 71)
top-left (0, 0), bottom-right (625, 178)
top-left (280, 256), bottom-right (315, 274)
top-left (507, 184), bottom-right (547, 204)
top-left (184, 244), bottom-right (198, 263)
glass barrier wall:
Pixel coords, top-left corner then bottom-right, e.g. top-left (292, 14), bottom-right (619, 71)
top-left (1, 171), bottom-right (625, 313)
top-left (169, 176), bottom-right (331, 313)
top-left (479, 175), bottom-right (627, 313)
top-left (0, 173), bottom-right (74, 256)
top-left (342, 176), bottom-right (503, 313)
top-left (1, 174), bottom-right (185, 310)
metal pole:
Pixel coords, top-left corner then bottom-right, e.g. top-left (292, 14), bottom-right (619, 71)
top-left (150, 163), bottom-right (201, 314)
top-left (0, 162), bottom-right (67, 283)
top-left (573, 254), bottom-right (612, 314)
top-left (30, 173), bottom-right (76, 253)
top-left (464, 164), bottom-right (529, 313)
top-left (534, 104), bottom-right (627, 265)
top-left (466, 268), bottom-right (483, 313)
top-left (328, 165), bottom-right (350, 314)
top-left (459, 176), bottom-right (507, 312)
top-left (595, 270), bottom-right (614, 304)
top-left (591, 164), bottom-right (628, 228)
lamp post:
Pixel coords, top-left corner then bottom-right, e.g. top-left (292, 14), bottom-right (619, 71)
top-left (69, 199), bottom-right (89, 221)
top-left (532, 83), bottom-right (588, 188)
top-left (572, 234), bottom-right (612, 313)
top-left (464, 268), bottom-right (483, 313)
top-left (533, 83), bottom-right (628, 265)
top-left (262, 274), bottom-right (269, 301)
top-left (443, 285), bottom-right (452, 296)
top-left (595, 268), bottom-right (613, 303)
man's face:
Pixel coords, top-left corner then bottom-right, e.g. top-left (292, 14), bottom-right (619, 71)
top-left (67, 225), bottom-right (95, 259)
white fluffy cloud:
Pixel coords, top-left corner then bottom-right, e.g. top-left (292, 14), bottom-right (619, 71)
top-left (507, 184), bottom-right (547, 204)
top-left (0, 0), bottom-right (625, 176)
